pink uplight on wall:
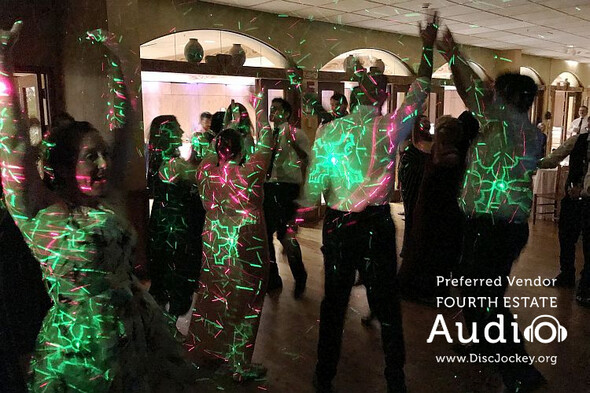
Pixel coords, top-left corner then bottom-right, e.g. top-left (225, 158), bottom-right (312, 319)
top-left (0, 80), bottom-right (10, 97)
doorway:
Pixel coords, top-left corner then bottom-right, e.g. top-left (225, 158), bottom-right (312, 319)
top-left (14, 72), bottom-right (51, 144)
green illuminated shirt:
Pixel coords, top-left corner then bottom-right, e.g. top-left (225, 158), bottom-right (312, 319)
top-left (298, 77), bottom-right (430, 213)
top-left (460, 106), bottom-right (544, 223)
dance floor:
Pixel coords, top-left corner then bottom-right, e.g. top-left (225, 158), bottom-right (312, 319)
top-left (192, 203), bottom-right (590, 393)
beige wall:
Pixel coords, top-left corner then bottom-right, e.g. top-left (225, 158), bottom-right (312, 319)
top-left (142, 81), bottom-right (255, 141)
top-left (135, 0), bottom-right (590, 113)
top-left (7, 1), bottom-right (590, 124)
top-left (135, 0), bottom-right (504, 75)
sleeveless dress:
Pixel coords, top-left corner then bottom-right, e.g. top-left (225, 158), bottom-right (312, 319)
top-left (186, 132), bottom-right (272, 374)
top-left (14, 202), bottom-right (195, 393)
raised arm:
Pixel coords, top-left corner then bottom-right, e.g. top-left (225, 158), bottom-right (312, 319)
top-left (385, 13), bottom-right (438, 147)
top-left (0, 21), bottom-right (55, 222)
top-left (85, 29), bottom-right (133, 188)
top-left (244, 93), bottom-right (276, 174)
top-left (437, 28), bottom-right (493, 116)
top-left (302, 92), bottom-right (333, 124)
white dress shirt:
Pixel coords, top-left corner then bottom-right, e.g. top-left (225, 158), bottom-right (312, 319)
top-left (567, 116), bottom-right (589, 138)
top-left (267, 123), bottom-right (310, 184)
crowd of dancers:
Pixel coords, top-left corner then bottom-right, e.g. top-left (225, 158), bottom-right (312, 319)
top-left (0, 11), bottom-right (588, 393)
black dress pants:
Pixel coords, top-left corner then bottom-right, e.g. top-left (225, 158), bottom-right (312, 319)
top-left (263, 182), bottom-right (306, 282)
top-left (459, 217), bottom-right (535, 386)
top-left (558, 197), bottom-right (590, 289)
top-left (316, 206), bottom-right (405, 388)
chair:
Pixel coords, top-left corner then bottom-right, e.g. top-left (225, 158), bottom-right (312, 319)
top-left (532, 166), bottom-right (568, 224)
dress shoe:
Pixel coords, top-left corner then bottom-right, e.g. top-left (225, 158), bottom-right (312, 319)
top-left (386, 369), bottom-right (408, 393)
top-left (294, 272), bottom-right (307, 299)
top-left (267, 274), bottom-right (283, 292)
top-left (313, 373), bottom-right (334, 393)
top-left (388, 384), bottom-right (408, 393)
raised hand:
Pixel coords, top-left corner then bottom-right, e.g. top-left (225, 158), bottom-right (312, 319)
top-left (437, 27), bottom-right (457, 60)
top-left (418, 11), bottom-right (439, 48)
top-left (85, 29), bottom-right (118, 47)
top-left (285, 55), bottom-right (303, 91)
top-left (0, 20), bottom-right (22, 55)
top-left (251, 89), bottom-right (269, 127)
top-left (84, 29), bottom-right (124, 61)
top-left (227, 99), bottom-right (239, 124)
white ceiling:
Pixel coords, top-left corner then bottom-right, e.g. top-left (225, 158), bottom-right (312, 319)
top-left (202, 0), bottom-right (590, 62)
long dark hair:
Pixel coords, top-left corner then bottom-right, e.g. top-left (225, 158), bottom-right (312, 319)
top-left (43, 119), bottom-right (100, 191)
top-left (147, 115), bottom-right (182, 197)
top-left (215, 128), bottom-right (243, 163)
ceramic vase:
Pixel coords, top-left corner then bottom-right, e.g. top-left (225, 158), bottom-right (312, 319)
top-left (229, 43), bottom-right (246, 67)
top-left (184, 38), bottom-right (204, 63)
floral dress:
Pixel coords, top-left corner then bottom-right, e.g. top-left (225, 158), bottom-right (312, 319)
top-left (13, 202), bottom-right (194, 393)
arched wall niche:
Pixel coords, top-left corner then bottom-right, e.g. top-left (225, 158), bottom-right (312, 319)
top-left (551, 71), bottom-right (581, 87)
top-left (140, 29), bottom-right (289, 68)
top-left (320, 48), bottom-right (414, 76)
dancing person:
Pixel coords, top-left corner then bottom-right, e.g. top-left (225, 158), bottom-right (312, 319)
top-left (147, 115), bottom-right (204, 319)
top-left (264, 97), bottom-right (310, 297)
top-left (199, 111), bottom-right (212, 133)
top-left (304, 92), bottom-right (349, 126)
top-left (224, 100), bottom-right (255, 159)
top-left (538, 131), bottom-right (590, 306)
top-left (297, 15), bottom-right (439, 393)
top-left (329, 93), bottom-right (349, 120)
top-left (192, 110), bottom-right (224, 160)
top-left (0, 23), bottom-right (195, 392)
top-left (397, 114), bottom-right (432, 258)
top-left (438, 28), bottom-right (546, 392)
top-left (397, 112), bottom-right (478, 304)
top-left (187, 99), bottom-right (277, 380)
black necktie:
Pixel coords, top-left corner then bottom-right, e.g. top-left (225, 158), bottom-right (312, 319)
top-left (578, 117), bottom-right (584, 134)
top-left (266, 127), bottom-right (280, 180)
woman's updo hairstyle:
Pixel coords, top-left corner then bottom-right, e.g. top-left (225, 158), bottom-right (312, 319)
top-left (215, 128), bottom-right (243, 162)
top-left (43, 116), bottom-right (100, 190)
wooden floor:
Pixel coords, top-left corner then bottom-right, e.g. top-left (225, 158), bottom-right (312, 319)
top-left (191, 203), bottom-right (590, 393)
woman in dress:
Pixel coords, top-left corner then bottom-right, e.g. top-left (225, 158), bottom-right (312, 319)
top-left (0, 23), bottom-right (194, 392)
top-left (186, 100), bottom-right (276, 381)
top-left (223, 101), bottom-right (256, 160)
